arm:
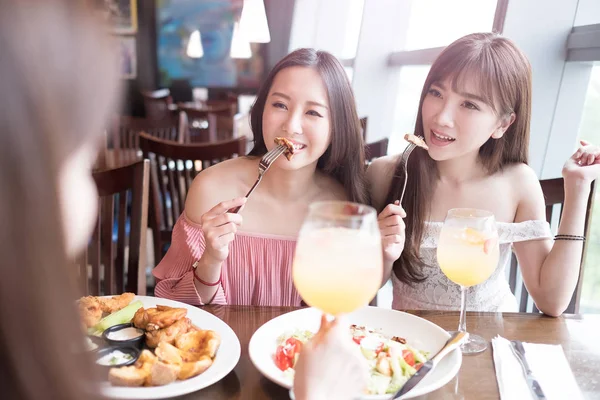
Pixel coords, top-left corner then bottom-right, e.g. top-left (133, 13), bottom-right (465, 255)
top-left (153, 168), bottom-right (246, 304)
top-left (513, 142), bottom-right (599, 316)
top-left (152, 215), bottom-right (226, 305)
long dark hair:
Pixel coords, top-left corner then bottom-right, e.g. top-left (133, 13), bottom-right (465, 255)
top-left (384, 33), bottom-right (532, 284)
top-left (248, 48), bottom-right (368, 204)
top-left (0, 1), bottom-right (119, 399)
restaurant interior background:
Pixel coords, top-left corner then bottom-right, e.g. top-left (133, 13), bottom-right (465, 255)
top-left (116, 0), bottom-right (600, 313)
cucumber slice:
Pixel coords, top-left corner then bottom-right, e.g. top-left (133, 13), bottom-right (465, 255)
top-left (91, 300), bottom-right (143, 333)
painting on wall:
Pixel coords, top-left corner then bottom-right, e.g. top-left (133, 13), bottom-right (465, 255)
top-left (156, 0), bottom-right (266, 89)
top-left (117, 36), bottom-right (137, 79)
top-left (100, 0), bottom-right (138, 34)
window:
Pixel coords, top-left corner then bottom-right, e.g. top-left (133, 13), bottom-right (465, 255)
top-left (399, 0), bottom-right (498, 51)
top-left (389, 66), bottom-right (430, 154)
top-left (341, 0), bottom-right (365, 59)
top-left (578, 64), bottom-right (600, 313)
top-left (574, 0), bottom-right (600, 26)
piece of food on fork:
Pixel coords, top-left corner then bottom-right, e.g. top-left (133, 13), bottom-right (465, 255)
top-left (274, 137), bottom-right (298, 161)
top-left (404, 133), bottom-right (429, 150)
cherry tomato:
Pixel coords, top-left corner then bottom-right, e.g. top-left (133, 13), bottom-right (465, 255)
top-left (402, 349), bottom-right (415, 367)
top-left (282, 338), bottom-right (303, 358)
top-left (352, 335), bottom-right (365, 345)
top-left (275, 345), bottom-right (293, 371)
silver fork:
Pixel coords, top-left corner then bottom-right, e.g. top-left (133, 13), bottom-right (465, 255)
top-left (398, 137), bottom-right (423, 205)
top-left (230, 144), bottom-right (287, 213)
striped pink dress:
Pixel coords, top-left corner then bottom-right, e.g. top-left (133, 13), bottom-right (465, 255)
top-left (153, 213), bottom-right (301, 306)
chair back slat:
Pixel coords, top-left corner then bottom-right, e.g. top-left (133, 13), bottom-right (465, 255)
top-left (115, 191), bottom-right (128, 292)
top-left (139, 133), bottom-right (246, 261)
top-left (81, 160), bottom-right (149, 295)
top-left (365, 138), bottom-right (389, 165)
top-left (100, 196), bottom-right (115, 295)
top-left (89, 210), bottom-right (101, 295)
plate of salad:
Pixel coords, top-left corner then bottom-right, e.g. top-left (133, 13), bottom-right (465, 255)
top-left (248, 307), bottom-right (461, 399)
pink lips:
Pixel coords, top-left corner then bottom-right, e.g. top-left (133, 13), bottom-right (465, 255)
top-left (429, 130), bottom-right (455, 147)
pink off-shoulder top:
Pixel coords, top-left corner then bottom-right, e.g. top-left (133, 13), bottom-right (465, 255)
top-left (153, 213), bottom-right (302, 306)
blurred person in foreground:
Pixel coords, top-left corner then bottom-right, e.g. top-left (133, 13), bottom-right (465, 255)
top-left (0, 1), bottom-right (365, 399)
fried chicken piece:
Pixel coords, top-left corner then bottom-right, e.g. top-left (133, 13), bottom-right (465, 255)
top-left (78, 296), bottom-right (103, 328)
top-left (108, 350), bottom-right (156, 387)
top-left (178, 356), bottom-right (213, 380)
top-left (132, 307), bottom-right (152, 330)
top-left (155, 342), bottom-right (184, 365)
top-left (133, 306), bottom-right (187, 331)
top-left (148, 361), bottom-right (180, 386)
top-left (274, 137), bottom-right (296, 161)
top-left (145, 317), bottom-right (191, 348)
top-left (175, 330), bottom-right (221, 361)
top-left (155, 337), bottom-right (216, 381)
top-left (404, 133), bottom-right (429, 150)
top-left (98, 292), bottom-right (135, 313)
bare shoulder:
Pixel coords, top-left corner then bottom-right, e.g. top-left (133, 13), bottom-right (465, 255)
top-left (314, 173), bottom-right (348, 201)
top-left (502, 163), bottom-right (545, 222)
top-left (502, 163), bottom-right (543, 197)
top-left (184, 157), bottom-right (255, 223)
top-left (366, 154), bottom-right (401, 210)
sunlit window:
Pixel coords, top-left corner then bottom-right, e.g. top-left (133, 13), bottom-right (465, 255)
top-left (399, 0), bottom-right (498, 51)
top-left (578, 64), bottom-right (600, 313)
top-left (389, 66), bottom-right (430, 154)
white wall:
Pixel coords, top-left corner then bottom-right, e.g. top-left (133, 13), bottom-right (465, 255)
top-left (288, 0), bottom-right (362, 59)
top-left (501, 0), bottom-right (580, 176)
top-left (352, 0), bottom-right (412, 143)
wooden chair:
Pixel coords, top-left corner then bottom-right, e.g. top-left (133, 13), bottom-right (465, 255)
top-left (365, 138), bottom-right (389, 164)
top-left (107, 115), bottom-right (183, 166)
top-left (509, 178), bottom-right (596, 313)
top-left (179, 103), bottom-right (235, 143)
top-left (141, 89), bottom-right (173, 120)
top-left (360, 116), bottom-right (368, 141)
top-left (80, 160), bottom-right (150, 296)
top-left (139, 132), bottom-right (247, 262)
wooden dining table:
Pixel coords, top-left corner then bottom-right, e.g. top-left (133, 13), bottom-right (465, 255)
top-left (173, 306), bottom-right (600, 399)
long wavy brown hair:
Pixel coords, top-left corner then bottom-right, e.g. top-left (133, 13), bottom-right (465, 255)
top-left (0, 1), bottom-right (119, 399)
top-left (384, 33), bottom-right (532, 284)
top-left (248, 48), bottom-right (368, 205)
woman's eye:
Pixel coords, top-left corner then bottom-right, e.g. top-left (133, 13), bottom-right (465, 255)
top-left (462, 101), bottom-right (479, 111)
top-left (427, 88), bottom-right (442, 98)
top-left (273, 102), bottom-right (287, 110)
top-left (306, 110), bottom-right (323, 117)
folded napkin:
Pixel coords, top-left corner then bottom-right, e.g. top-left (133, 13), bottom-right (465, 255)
top-left (492, 335), bottom-right (583, 400)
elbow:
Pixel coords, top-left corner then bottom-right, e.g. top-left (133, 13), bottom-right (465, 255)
top-left (536, 300), bottom-right (568, 317)
top-left (540, 307), bottom-right (563, 318)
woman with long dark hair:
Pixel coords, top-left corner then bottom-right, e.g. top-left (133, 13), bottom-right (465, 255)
top-left (154, 48), bottom-right (368, 307)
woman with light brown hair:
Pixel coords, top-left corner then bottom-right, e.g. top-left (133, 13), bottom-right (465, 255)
top-left (369, 32), bottom-right (600, 317)
top-left (0, 1), bottom-right (120, 398)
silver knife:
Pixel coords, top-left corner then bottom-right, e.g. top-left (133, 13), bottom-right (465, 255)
top-left (393, 331), bottom-right (467, 399)
top-left (510, 340), bottom-right (546, 399)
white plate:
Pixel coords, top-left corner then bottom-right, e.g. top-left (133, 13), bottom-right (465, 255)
top-left (100, 296), bottom-right (241, 399)
top-left (248, 306), bottom-right (461, 399)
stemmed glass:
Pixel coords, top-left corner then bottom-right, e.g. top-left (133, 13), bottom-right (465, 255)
top-left (292, 201), bottom-right (383, 316)
top-left (437, 208), bottom-right (499, 354)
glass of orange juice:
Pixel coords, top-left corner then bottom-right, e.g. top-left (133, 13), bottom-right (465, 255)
top-left (292, 201), bottom-right (383, 316)
top-left (437, 208), bottom-right (499, 354)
